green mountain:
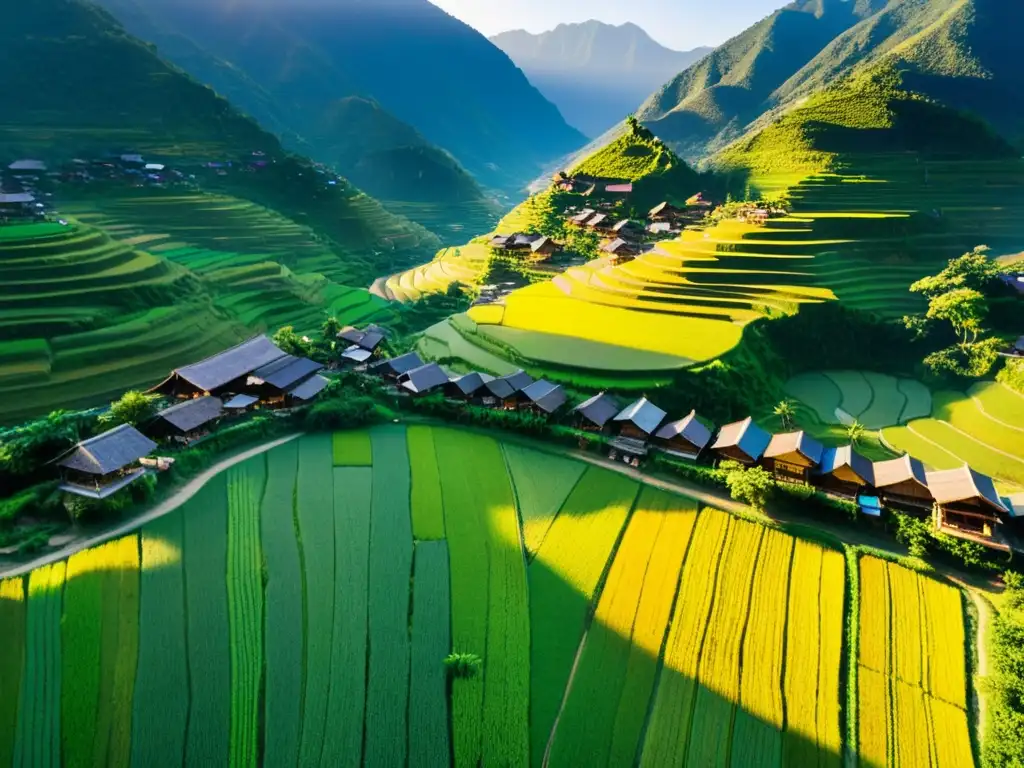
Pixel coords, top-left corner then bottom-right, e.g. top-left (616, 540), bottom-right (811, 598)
top-left (91, 0), bottom-right (586, 195)
top-left (638, 0), bottom-right (1024, 160)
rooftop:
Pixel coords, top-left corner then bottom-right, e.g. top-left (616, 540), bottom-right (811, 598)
top-left (872, 455), bottom-right (929, 489)
top-left (399, 363), bottom-right (450, 394)
top-left (817, 445), bottom-right (874, 485)
top-left (156, 396), bottom-right (223, 433)
top-left (289, 375), bottom-right (330, 401)
top-left (450, 371), bottom-right (495, 395)
top-left (927, 465), bottom-right (1009, 513)
top-left (764, 431), bottom-right (825, 464)
top-left (251, 355), bottom-right (324, 391)
top-left (157, 335), bottom-right (287, 393)
top-left (711, 417), bottom-right (772, 461)
top-left (370, 352), bottom-right (424, 377)
top-left (57, 424), bottom-right (157, 476)
top-left (573, 392), bottom-right (621, 428)
top-left (520, 380), bottom-right (567, 414)
top-left (614, 397), bottom-right (667, 436)
top-left (655, 411), bottom-right (713, 450)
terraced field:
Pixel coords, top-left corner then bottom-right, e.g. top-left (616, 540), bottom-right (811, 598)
top-left (380, 243), bottom-right (492, 303)
top-left (1, 425), bottom-right (981, 766)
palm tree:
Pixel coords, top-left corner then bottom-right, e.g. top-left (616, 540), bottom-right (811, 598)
top-left (773, 400), bottom-right (796, 430)
top-left (847, 420), bottom-right (866, 445)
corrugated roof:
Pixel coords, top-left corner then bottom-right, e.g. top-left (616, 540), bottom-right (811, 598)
top-left (573, 392), bottom-right (621, 427)
top-left (399, 363), bottom-right (450, 394)
top-left (251, 355), bottom-right (324, 390)
top-left (450, 372), bottom-right (494, 395)
top-left (289, 375), bottom-right (330, 401)
top-left (711, 417), bottom-right (772, 461)
top-left (167, 335), bottom-right (287, 392)
top-left (872, 455), bottom-right (929, 489)
top-left (521, 380), bottom-right (567, 413)
top-left (927, 465), bottom-right (1008, 512)
top-left (764, 431), bottom-right (825, 464)
top-left (817, 445), bottom-right (874, 485)
top-left (58, 424), bottom-right (156, 475)
top-left (655, 410), bottom-right (713, 450)
top-left (156, 396), bottom-right (223, 432)
top-left (614, 398), bottom-right (667, 436)
top-left (370, 352), bottom-right (424, 377)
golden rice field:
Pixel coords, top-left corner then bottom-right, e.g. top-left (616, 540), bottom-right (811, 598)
top-left (0, 427), bottom-right (980, 767)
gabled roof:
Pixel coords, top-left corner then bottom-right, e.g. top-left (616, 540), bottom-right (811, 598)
top-left (612, 219), bottom-right (641, 232)
top-left (251, 355), bottom-right (324, 390)
top-left (484, 377), bottom-right (517, 399)
top-left (602, 238), bottom-right (636, 255)
top-left (342, 345), bottom-right (374, 363)
top-left (158, 336), bottom-right (287, 393)
top-left (370, 352), bottom-right (424, 377)
top-left (927, 465), bottom-right (1009, 513)
top-left (399, 363), bottom-right (450, 394)
top-left (817, 445), bottom-right (874, 485)
top-left (573, 392), bottom-right (621, 428)
top-left (570, 208), bottom-right (596, 224)
top-left (223, 394), bottom-right (259, 410)
top-left (649, 202), bottom-right (677, 217)
top-left (337, 326), bottom-right (384, 351)
top-left (586, 213), bottom-right (609, 227)
top-left (289, 374), bottom-right (330, 401)
top-left (58, 424), bottom-right (156, 475)
top-left (502, 370), bottom-right (535, 393)
top-left (872, 455), bottom-right (929, 490)
top-left (521, 380), bottom-right (567, 414)
top-left (531, 236), bottom-right (556, 253)
top-left (614, 398), bottom-right (667, 436)
top-left (490, 234), bottom-right (514, 247)
top-left (711, 417), bottom-right (772, 461)
top-left (156, 396), bottom-right (223, 433)
top-left (764, 431), bottom-right (825, 464)
top-left (449, 371), bottom-right (494, 395)
top-left (513, 234), bottom-right (540, 247)
top-left (655, 410), bottom-right (713, 450)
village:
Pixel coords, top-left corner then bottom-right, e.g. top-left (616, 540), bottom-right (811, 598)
top-left (43, 320), bottom-right (1021, 556)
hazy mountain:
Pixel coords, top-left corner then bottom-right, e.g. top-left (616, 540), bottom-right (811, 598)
top-left (638, 0), bottom-right (1024, 160)
top-left (492, 21), bottom-right (711, 138)
top-left (92, 0), bottom-right (586, 193)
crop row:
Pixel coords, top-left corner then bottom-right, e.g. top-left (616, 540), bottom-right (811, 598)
top-left (408, 426), bottom-right (445, 540)
top-left (502, 443), bottom-right (586, 557)
top-left (0, 577), bottom-right (26, 768)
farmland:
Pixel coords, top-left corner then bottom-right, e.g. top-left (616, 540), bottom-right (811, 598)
top-left (0, 426), bottom-right (982, 766)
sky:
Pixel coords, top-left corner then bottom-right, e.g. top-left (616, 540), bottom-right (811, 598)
top-left (429, 0), bottom-right (789, 51)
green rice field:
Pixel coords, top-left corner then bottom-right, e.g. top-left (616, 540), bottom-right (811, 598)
top-left (0, 426), bottom-right (982, 766)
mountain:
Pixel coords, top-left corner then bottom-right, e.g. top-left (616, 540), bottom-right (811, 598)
top-left (492, 21), bottom-right (711, 138)
top-left (91, 0), bottom-right (586, 194)
top-left (638, 0), bottom-right (1024, 160)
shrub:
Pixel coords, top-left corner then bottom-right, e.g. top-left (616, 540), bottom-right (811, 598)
top-left (720, 460), bottom-right (775, 511)
top-left (302, 395), bottom-right (382, 431)
top-left (102, 391), bottom-right (160, 428)
top-left (444, 652), bottom-right (482, 680)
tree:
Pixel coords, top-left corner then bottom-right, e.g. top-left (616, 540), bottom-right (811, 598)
top-left (923, 337), bottom-right (1002, 379)
top-left (321, 316), bottom-right (341, 341)
top-left (104, 391), bottom-right (159, 428)
top-left (720, 460), bottom-right (775, 511)
top-left (910, 246), bottom-right (1001, 298)
top-left (846, 420), bottom-right (866, 445)
top-left (773, 400), bottom-right (795, 429)
top-left (444, 652), bottom-right (482, 679)
top-left (272, 325), bottom-right (311, 357)
top-left (926, 288), bottom-right (987, 344)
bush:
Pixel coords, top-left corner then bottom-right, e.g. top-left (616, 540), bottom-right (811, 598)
top-left (303, 395), bottom-right (383, 431)
top-left (720, 460), bottom-right (775, 511)
top-left (444, 652), bottom-right (482, 679)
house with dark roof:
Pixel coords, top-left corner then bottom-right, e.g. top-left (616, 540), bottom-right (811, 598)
top-left (337, 326), bottom-right (385, 354)
top-left (927, 465), bottom-right (1012, 550)
top-left (446, 372), bottom-right (495, 401)
top-left (369, 352), bottom-right (425, 380)
top-left (150, 396), bottom-right (223, 443)
top-left (762, 431), bottom-right (826, 484)
top-left (572, 392), bottom-right (621, 432)
top-left (711, 417), bottom-right (772, 466)
top-left (482, 370), bottom-right (534, 409)
top-left (654, 411), bottom-right (713, 460)
top-left (247, 355), bottom-right (325, 406)
top-left (341, 345), bottom-right (375, 365)
top-left (601, 238), bottom-right (640, 264)
top-left (815, 445), bottom-right (874, 498)
top-left (151, 336), bottom-right (288, 399)
top-left (612, 398), bottom-right (668, 456)
top-left (649, 202), bottom-right (682, 221)
top-left (611, 220), bottom-right (644, 239)
top-left (518, 380), bottom-right (567, 415)
top-left (585, 213), bottom-right (612, 232)
top-left (570, 208), bottom-right (596, 226)
top-left (529, 236), bottom-right (562, 261)
top-left (57, 424), bottom-right (157, 499)
top-left (287, 375), bottom-right (330, 405)
top-left (871, 455), bottom-right (932, 510)
top-left (398, 363), bottom-right (450, 395)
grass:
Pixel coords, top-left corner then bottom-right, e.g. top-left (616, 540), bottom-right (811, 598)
top-left (332, 430), bottom-right (373, 466)
top-left (409, 541), bottom-right (452, 768)
top-left (260, 442), bottom-right (304, 768)
top-left (226, 458), bottom-right (267, 768)
top-left (408, 426), bottom-right (445, 540)
top-left (0, 577), bottom-right (26, 768)
top-left (364, 426), bottom-right (413, 767)
top-left (296, 435), bottom-right (337, 767)
top-left (131, 513), bottom-right (189, 768)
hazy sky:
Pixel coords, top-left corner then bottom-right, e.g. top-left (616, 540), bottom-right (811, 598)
top-left (429, 0), bottom-right (788, 50)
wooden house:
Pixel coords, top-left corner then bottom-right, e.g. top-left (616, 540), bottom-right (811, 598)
top-left (151, 335), bottom-right (288, 399)
top-left (585, 213), bottom-right (613, 233)
top-left (338, 326), bottom-right (385, 356)
top-left (518, 380), bottom-right (567, 416)
top-left (927, 465), bottom-right (1012, 550)
top-left (369, 352), bottom-right (425, 380)
top-left (649, 202), bottom-right (682, 221)
top-left (762, 431), bottom-right (826, 484)
top-left (871, 455), bottom-right (932, 511)
top-left (446, 372), bottom-right (495, 402)
top-left (710, 417), bottom-right (772, 466)
top-left (611, 398), bottom-right (668, 457)
top-left (528, 236), bottom-right (562, 261)
top-left (815, 445), bottom-right (874, 498)
top-left (653, 410), bottom-right (713, 460)
top-left (150, 396), bottom-right (223, 444)
top-left (245, 355), bottom-right (325, 407)
top-left (56, 424), bottom-right (157, 499)
top-left (572, 392), bottom-right (621, 432)
top-left (601, 238), bottom-right (640, 265)
top-left (481, 370), bottom-right (534, 409)
top-left (287, 375), bottom-right (330, 406)
top-left (398, 363), bottom-right (450, 396)
top-left (570, 208), bottom-right (596, 226)
top-left (611, 220), bottom-right (644, 239)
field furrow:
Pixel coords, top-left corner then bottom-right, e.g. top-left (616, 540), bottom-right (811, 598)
top-left (0, 577), bottom-right (26, 768)
top-left (783, 540), bottom-right (823, 766)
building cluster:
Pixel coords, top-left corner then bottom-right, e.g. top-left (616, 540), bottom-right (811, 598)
top-left (571, 393), bottom-right (1020, 552)
top-left (54, 335), bottom-right (330, 500)
top-left (487, 233), bottom-right (563, 262)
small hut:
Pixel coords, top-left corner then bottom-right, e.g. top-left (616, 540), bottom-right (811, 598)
top-left (287, 374), bottom-right (330, 405)
top-left (927, 465), bottom-right (1011, 549)
top-left (710, 417), bottom-right (772, 466)
top-left (57, 425), bottom-right (157, 499)
top-left (150, 396), bottom-right (223, 443)
top-left (649, 202), bottom-right (682, 221)
top-left (611, 398), bottom-right (667, 457)
top-left (815, 445), bottom-right (874, 498)
top-left (572, 392), bottom-right (621, 432)
top-left (246, 355), bottom-right (325, 407)
top-left (871, 455), bottom-right (932, 511)
top-left (653, 411), bottom-right (713, 460)
top-left (762, 431), bottom-right (826, 484)
top-left (446, 372), bottom-right (495, 402)
top-left (398, 363), bottom-right (450, 396)
top-left (369, 352), bottom-right (425, 380)
top-left (151, 335), bottom-right (288, 399)
top-left (518, 380), bottom-right (567, 416)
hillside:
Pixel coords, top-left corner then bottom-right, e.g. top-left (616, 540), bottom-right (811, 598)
top-left (637, 0), bottom-right (1024, 159)
top-left (92, 0), bottom-right (586, 194)
top-left (492, 21), bottom-right (711, 138)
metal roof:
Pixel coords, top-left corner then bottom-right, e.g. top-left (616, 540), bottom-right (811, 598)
top-left (613, 398), bottom-right (667, 436)
top-left (0, 193), bottom-right (35, 204)
top-left (370, 352), bottom-right (424, 377)
top-left (342, 345), bottom-right (374, 363)
top-left (251, 355), bottom-right (324, 390)
top-left (337, 326), bottom-right (384, 351)
top-left (764, 431), bottom-right (825, 464)
top-left (156, 396), bottom-right (223, 432)
top-left (399, 363), bottom-right (450, 394)
top-left (926, 465), bottom-right (1009, 513)
top-left (450, 371), bottom-right (494, 395)
top-left (655, 410), bottom-right (713, 450)
top-left (58, 424), bottom-right (156, 475)
top-left (711, 417), bottom-right (772, 461)
top-left (872, 455), bottom-right (929, 489)
top-left (163, 335), bottom-right (287, 392)
top-left (573, 392), bottom-right (621, 428)
top-left (817, 445), bottom-right (874, 485)
top-left (484, 378), bottom-right (517, 399)
top-left (289, 375), bottom-right (330, 401)
top-left (223, 394), bottom-right (259, 410)
top-left (521, 380), bottom-right (567, 414)
top-left (501, 370), bottom-right (534, 393)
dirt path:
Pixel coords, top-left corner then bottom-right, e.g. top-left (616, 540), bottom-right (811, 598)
top-left (0, 433), bottom-right (301, 579)
top-left (963, 588), bottom-right (993, 750)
